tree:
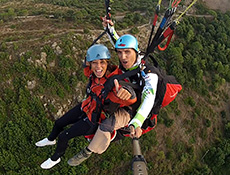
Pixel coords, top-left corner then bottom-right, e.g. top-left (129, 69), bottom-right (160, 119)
top-left (207, 24), bottom-right (216, 36)
top-left (190, 41), bottom-right (203, 52)
top-left (186, 28), bottom-right (195, 42)
top-left (19, 9), bottom-right (29, 17)
top-left (7, 8), bottom-right (16, 20)
top-left (195, 24), bottom-right (206, 34)
top-left (168, 47), bottom-right (184, 64)
top-left (205, 147), bottom-right (225, 169)
top-left (224, 122), bottom-right (230, 138)
top-left (208, 10), bottom-right (217, 18)
top-left (216, 62), bottom-right (224, 75)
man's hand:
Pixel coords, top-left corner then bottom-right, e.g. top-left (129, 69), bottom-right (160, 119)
top-left (129, 125), bottom-right (142, 138)
top-left (114, 79), bottom-right (131, 100)
top-left (102, 16), bottom-right (114, 27)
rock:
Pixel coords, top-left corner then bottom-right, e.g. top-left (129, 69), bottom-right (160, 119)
top-left (27, 57), bottom-right (34, 64)
top-left (56, 106), bottom-right (64, 118)
top-left (55, 46), bottom-right (62, 55)
top-left (72, 46), bottom-right (77, 52)
top-left (27, 80), bottom-right (36, 89)
top-left (40, 52), bottom-right (47, 64)
top-left (35, 59), bottom-right (42, 67)
top-left (52, 42), bottom-right (58, 49)
top-left (75, 82), bottom-right (85, 102)
top-left (49, 60), bottom-right (56, 67)
top-left (19, 52), bottom-right (25, 57)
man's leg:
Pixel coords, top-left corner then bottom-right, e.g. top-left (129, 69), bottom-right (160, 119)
top-left (89, 107), bottom-right (131, 154)
top-left (68, 108), bottom-right (131, 166)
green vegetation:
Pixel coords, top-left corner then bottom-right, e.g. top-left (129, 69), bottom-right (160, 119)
top-left (0, 0), bottom-right (156, 30)
top-left (0, 0), bottom-right (230, 174)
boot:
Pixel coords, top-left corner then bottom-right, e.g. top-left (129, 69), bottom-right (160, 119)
top-left (67, 147), bottom-right (92, 166)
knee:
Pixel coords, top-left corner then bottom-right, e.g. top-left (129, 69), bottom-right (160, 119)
top-left (87, 128), bottom-right (111, 154)
top-left (58, 131), bottom-right (68, 142)
top-left (97, 150), bottom-right (105, 155)
top-left (54, 119), bottom-right (63, 128)
top-left (93, 145), bottom-right (108, 154)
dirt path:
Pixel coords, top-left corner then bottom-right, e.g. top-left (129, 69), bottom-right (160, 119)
top-left (202, 0), bottom-right (230, 13)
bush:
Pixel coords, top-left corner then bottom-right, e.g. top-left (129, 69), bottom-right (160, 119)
top-left (224, 122), bottom-right (230, 138)
top-left (129, 27), bottom-right (139, 34)
top-left (205, 119), bottom-right (211, 127)
top-left (184, 96), bottom-right (196, 107)
top-left (84, 28), bottom-right (90, 34)
top-left (164, 118), bottom-right (174, 128)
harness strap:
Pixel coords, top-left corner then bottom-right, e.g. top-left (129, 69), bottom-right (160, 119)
top-left (90, 0), bottom-right (111, 46)
top-left (145, 0), bottom-right (183, 58)
top-left (145, 9), bottom-right (173, 57)
top-left (170, 0), bottom-right (181, 9)
top-left (157, 31), bottom-right (174, 51)
top-left (175, 0), bottom-right (198, 24)
top-left (119, 80), bottom-right (141, 90)
top-left (101, 67), bottom-right (141, 100)
top-left (147, 0), bottom-right (161, 48)
top-left (90, 30), bottom-right (107, 46)
top-left (156, 21), bottom-right (176, 51)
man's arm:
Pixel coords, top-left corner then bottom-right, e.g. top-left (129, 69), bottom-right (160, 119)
top-left (129, 72), bottom-right (158, 138)
top-left (102, 17), bottom-right (119, 46)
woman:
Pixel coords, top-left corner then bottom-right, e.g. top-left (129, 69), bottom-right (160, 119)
top-left (35, 44), bottom-right (136, 169)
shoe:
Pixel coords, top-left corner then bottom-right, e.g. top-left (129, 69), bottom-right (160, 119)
top-left (40, 158), bottom-right (61, 169)
top-left (67, 147), bottom-right (92, 166)
top-left (35, 138), bottom-right (56, 147)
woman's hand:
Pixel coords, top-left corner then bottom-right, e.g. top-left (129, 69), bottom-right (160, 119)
top-left (114, 79), bottom-right (131, 100)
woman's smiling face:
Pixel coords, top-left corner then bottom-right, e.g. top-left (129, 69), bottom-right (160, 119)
top-left (90, 59), bottom-right (108, 78)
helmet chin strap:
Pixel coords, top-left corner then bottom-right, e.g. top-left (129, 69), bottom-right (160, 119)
top-left (132, 55), bottom-right (142, 68)
top-left (128, 50), bottom-right (141, 70)
top-left (125, 57), bottom-right (141, 71)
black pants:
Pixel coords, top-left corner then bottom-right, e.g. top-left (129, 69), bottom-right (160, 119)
top-left (47, 103), bottom-right (98, 161)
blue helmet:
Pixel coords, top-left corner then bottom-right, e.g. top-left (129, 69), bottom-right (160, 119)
top-left (115, 34), bottom-right (139, 52)
top-left (86, 44), bottom-right (111, 62)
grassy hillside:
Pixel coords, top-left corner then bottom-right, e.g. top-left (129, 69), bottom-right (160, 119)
top-left (0, 0), bottom-right (230, 175)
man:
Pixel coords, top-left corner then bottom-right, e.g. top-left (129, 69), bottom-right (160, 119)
top-left (101, 17), bottom-right (182, 138)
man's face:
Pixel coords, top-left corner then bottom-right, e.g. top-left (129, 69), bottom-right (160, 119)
top-left (90, 59), bottom-right (108, 78)
top-left (117, 48), bottom-right (136, 69)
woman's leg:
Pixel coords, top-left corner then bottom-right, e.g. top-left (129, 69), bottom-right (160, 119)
top-left (48, 103), bottom-right (83, 141)
top-left (51, 116), bottom-right (97, 161)
top-left (36, 103), bottom-right (84, 147)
